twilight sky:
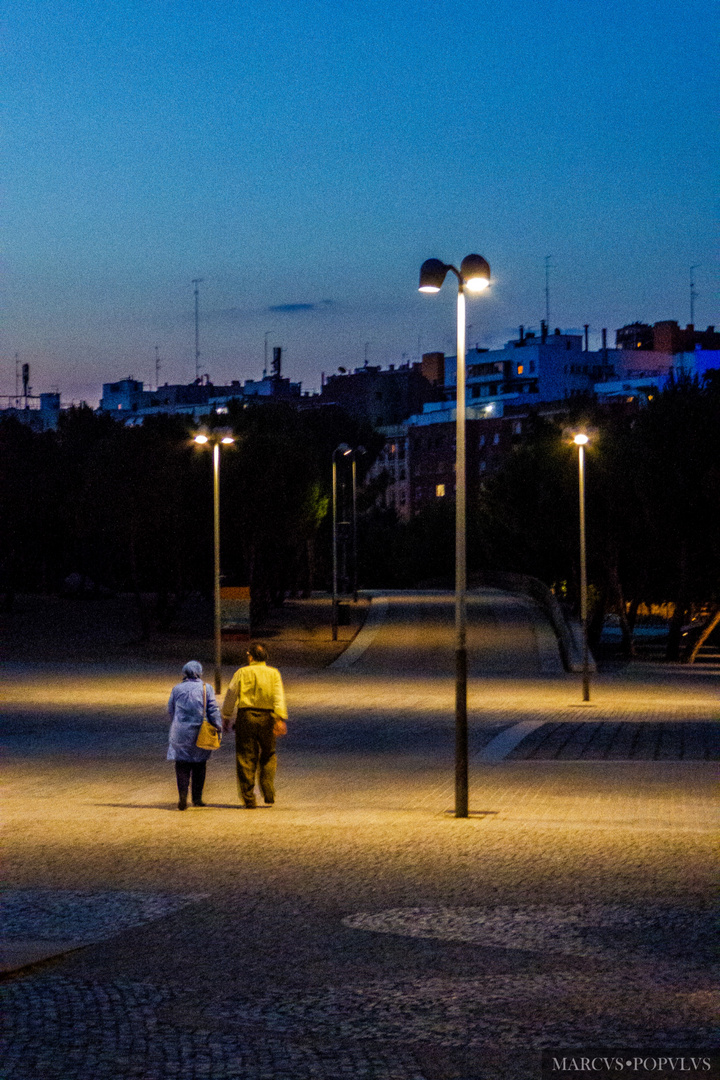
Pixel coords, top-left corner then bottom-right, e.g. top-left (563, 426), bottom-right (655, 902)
top-left (2, 0), bottom-right (718, 404)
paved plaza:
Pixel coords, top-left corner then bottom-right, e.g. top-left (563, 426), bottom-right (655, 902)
top-left (2, 591), bottom-right (718, 1080)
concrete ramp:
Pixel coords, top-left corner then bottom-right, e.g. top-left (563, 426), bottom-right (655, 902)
top-left (332, 590), bottom-right (564, 677)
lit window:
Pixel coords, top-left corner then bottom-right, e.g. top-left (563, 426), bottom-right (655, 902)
top-left (517, 364), bottom-right (524, 375)
top-left (436, 484), bottom-right (445, 497)
top-left (493, 433), bottom-right (500, 444)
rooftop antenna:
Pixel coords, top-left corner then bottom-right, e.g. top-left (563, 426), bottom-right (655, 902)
top-left (192, 278), bottom-right (204, 381)
top-left (15, 353), bottom-right (19, 405)
top-left (690, 265), bottom-right (700, 325)
top-left (155, 345), bottom-right (161, 390)
top-left (544, 255), bottom-right (554, 327)
top-left (364, 342), bottom-right (369, 367)
top-left (264, 331), bottom-right (270, 377)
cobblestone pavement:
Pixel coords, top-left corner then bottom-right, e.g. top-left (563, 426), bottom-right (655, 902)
top-left (2, 592), bottom-right (718, 1079)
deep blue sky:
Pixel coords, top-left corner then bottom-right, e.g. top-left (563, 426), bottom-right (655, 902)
top-left (3, 0), bottom-right (717, 403)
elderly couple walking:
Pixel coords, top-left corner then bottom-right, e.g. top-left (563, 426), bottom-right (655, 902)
top-left (167, 643), bottom-right (288, 810)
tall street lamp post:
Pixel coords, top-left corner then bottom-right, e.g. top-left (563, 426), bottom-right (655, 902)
top-left (351, 446), bottom-right (366, 603)
top-left (194, 431), bottom-right (235, 693)
top-left (332, 443), bottom-right (352, 641)
top-left (419, 254), bottom-right (491, 818)
top-left (573, 433), bottom-right (591, 702)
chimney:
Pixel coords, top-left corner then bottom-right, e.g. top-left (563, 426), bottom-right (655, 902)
top-left (541, 320), bottom-right (547, 342)
top-left (519, 325), bottom-right (524, 344)
top-left (584, 324), bottom-right (589, 351)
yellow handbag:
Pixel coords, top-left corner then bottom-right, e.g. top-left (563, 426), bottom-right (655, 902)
top-left (196, 685), bottom-right (222, 751)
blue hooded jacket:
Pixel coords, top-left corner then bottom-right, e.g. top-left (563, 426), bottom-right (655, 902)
top-left (167, 662), bottom-right (223, 762)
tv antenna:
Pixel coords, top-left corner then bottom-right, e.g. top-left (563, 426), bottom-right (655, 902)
top-left (155, 345), bottom-right (161, 390)
top-left (544, 255), bottom-right (554, 327)
top-left (690, 265), bottom-right (700, 325)
top-left (264, 330), bottom-right (271, 377)
top-left (192, 279), bottom-right (204, 381)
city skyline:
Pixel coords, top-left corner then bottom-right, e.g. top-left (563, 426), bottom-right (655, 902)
top-left (3, 0), bottom-right (717, 404)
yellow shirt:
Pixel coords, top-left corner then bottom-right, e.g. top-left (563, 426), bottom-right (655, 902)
top-left (221, 661), bottom-right (288, 720)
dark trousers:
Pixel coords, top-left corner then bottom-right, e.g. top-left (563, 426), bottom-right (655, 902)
top-left (235, 708), bottom-right (276, 806)
top-left (174, 761), bottom-right (207, 804)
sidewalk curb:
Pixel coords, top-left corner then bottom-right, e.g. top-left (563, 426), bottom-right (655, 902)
top-left (1, 940), bottom-right (86, 975)
top-left (330, 597), bottom-right (388, 669)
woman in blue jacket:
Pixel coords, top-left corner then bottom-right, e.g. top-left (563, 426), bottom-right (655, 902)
top-left (167, 661), bottom-right (222, 810)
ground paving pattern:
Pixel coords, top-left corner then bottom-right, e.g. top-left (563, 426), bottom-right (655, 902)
top-left (2, 591), bottom-right (718, 1080)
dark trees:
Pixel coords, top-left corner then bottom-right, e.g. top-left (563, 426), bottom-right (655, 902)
top-left (472, 373), bottom-right (720, 661)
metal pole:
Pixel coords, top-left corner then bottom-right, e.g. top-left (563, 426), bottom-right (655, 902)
top-left (331, 455), bottom-right (338, 641)
top-left (690, 265), bottom-right (699, 325)
top-left (455, 285), bottom-right (469, 818)
top-left (545, 255), bottom-right (552, 328)
top-left (578, 443), bottom-right (590, 702)
top-left (192, 278), bottom-right (203, 382)
top-left (351, 453), bottom-right (358, 603)
top-left (213, 441), bottom-right (222, 694)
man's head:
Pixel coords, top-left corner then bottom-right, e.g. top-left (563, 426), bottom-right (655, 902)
top-left (246, 643), bottom-right (268, 663)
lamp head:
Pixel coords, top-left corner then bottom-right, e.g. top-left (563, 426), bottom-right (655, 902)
top-left (418, 258), bottom-right (448, 293)
top-left (194, 434), bottom-right (209, 444)
top-left (460, 254), bottom-right (491, 292)
top-left (573, 433), bottom-right (589, 446)
top-left (220, 436), bottom-right (235, 445)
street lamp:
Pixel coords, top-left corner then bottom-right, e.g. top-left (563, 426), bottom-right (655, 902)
top-left (572, 432), bottom-right (591, 702)
top-left (332, 443), bottom-right (352, 640)
top-left (419, 254), bottom-right (491, 818)
top-left (194, 430), bottom-right (235, 693)
top-left (351, 446), bottom-right (366, 603)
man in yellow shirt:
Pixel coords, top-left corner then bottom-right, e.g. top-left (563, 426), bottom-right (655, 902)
top-left (221, 642), bottom-right (288, 808)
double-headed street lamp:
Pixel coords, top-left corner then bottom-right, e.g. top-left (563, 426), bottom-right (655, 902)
top-left (419, 254), bottom-right (491, 818)
top-left (573, 432), bottom-right (591, 703)
top-left (351, 446), bottom-right (366, 603)
top-left (332, 444), bottom-right (352, 641)
top-left (194, 430), bottom-right (235, 693)
top-left (331, 444), bottom-right (366, 636)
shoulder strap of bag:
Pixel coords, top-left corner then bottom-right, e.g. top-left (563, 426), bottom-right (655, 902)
top-left (203, 682), bottom-right (207, 720)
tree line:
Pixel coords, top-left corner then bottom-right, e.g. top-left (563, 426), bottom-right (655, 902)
top-left (359, 371), bottom-right (719, 662)
top-left (2, 371), bottom-right (718, 660)
top-left (0, 402), bottom-right (378, 634)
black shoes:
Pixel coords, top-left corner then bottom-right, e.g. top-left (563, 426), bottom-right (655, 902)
top-left (192, 800), bottom-right (206, 807)
top-left (178, 796), bottom-right (187, 811)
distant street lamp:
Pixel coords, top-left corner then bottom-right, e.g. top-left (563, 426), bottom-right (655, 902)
top-left (332, 443), bottom-right (352, 640)
top-left (419, 254), bottom-right (491, 818)
top-left (351, 446), bottom-right (366, 603)
top-left (573, 432), bottom-right (591, 702)
top-left (194, 430), bottom-right (235, 693)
